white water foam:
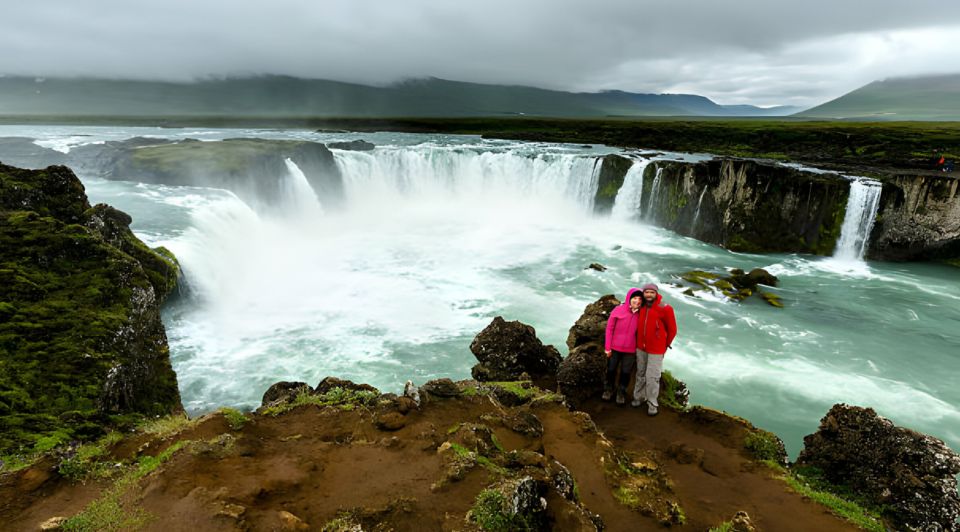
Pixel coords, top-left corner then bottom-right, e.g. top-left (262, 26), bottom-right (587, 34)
top-left (645, 166), bottom-right (664, 221)
top-left (833, 177), bottom-right (882, 262)
top-left (282, 158), bottom-right (324, 218)
top-left (611, 158), bottom-right (651, 220)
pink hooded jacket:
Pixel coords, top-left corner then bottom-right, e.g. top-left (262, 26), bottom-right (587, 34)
top-left (604, 288), bottom-right (641, 353)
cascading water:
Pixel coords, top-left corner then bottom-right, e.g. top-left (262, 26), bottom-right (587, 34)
top-left (833, 177), bottom-right (882, 262)
top-left (332, 147), bottom-right (602, 213)
top-left (282, 158), bottom-right (324, 218)
top-left (690, 187), bottom-right (708, 232)
top-left (645, 166), bottom-right (664, 221)
top-left (25, 127), bottom-right (959, 458)
top-left (611, 158), bottom-right (651, 220)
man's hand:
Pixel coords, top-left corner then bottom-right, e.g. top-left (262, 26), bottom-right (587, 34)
top-left (605, 349), bottom-right (612, 358)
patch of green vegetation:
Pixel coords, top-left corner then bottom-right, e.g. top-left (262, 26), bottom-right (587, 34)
top-left (469, 487), bottom-right (536, 532)
top-left (0, 164), bottom-right (182, 456)
top-left (780, 467), bottom-right (886, 532)
top-left (708, 522), bottom-right (734, 532)
top-left (62, 440), bottom-right (190, 531)
top-left (743, 430), bottom-right (783, 462)
top-left (659, 370), bottom-right (686, 412)
top-left (259, 387), bottom-right (379, 417)
top-left (58, 431), bottom-right (124, 481)
top-left (218, 408), bottom-right (249, 431)
top-left (321, 514), bottom-right (362, 532)
top-left (139, 413), bottom-right (195, 438)
top-left (479, 381), bottom-right (564, 405)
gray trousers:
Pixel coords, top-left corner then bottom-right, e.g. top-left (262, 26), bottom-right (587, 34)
top-left (633, 350), bottom-right (664, 407)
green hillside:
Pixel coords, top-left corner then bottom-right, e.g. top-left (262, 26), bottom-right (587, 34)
top-left (797, 74), bottom-right (960, 120)
top-left (0, 75), bottom-right (799, 118)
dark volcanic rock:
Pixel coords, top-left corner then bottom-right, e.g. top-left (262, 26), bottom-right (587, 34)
top-left (328, 139), bottom-right (376, 151)
top-left (556, 342), bottom-right (607, 408)
top-left (593, 154), bottom-right (635, 214)
top-left (0, 163), bottom-right (182, 453)
top-left (469, 317), bottom-right (562, 381)
top-left (586, 262), bottom-right (607, 272)
top-left (261, 381), bottom-right (312, 407)
top-left (314, 376), bottom-right (379, 396)
top-left (81, 138), bottom-right (343, 210)
top-left (421, 378), bottom-right (462, 398)
top-left (796, 404), bottom-right (960, 531)
top-left (644, 159), bottom-right (850, 256)
top-left (565, 294), bottom-right (619, 351)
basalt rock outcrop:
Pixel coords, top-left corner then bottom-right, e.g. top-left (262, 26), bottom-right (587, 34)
top-left (106, 138), bottom-right (343, 208)
top-left (870, 173), bottom-right (960, 262)
top-left (797, 404), bottom-right (960, 531)
top-left (469, 316), bottom-right (562, 381)
top-left (593, 154), bottom-right (634, 214)
top-left (0, 163), bottom-right (182, 454)
top-left (640, 158), bottom-right (850, 255)
top-left (328, 139), bottom-right (376, 151)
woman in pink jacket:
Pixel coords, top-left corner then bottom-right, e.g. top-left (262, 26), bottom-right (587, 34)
top-left (603, 288), bottom-right (642, 405)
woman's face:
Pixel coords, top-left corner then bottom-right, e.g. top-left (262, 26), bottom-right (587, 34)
top-left (630, 295), bottom-right (642, 308)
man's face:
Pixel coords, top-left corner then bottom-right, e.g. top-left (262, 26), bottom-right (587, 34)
top-left (643, 289), bottom-right (657, 302)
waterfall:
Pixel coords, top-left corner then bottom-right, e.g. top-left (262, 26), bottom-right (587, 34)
top-left (644, 166), bottom-right (664, 221)
top-left (332, 147), bottom-right (601, 214)
top-left (833, 177), bottom-right (882, 261)
top-left (611, 158), bottom-right (651, 220)
top-left (690, 187), bottom-right (708, 232)
top-left (282, 158), bottom-right (324, 217)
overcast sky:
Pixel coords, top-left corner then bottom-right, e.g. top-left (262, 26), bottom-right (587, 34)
top-left (3, 0), bottom-right (960, 107)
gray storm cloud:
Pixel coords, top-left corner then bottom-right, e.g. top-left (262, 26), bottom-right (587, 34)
top-left (2, 0), bottom-right (959, 107)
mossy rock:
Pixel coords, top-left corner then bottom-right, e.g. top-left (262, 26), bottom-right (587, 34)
top-left (760, 292), bottom-right (785, 308)
top-left (0, 163), bottom-right (182, 456)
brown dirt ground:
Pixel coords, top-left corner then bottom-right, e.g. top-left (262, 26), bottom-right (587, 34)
top-left (1, 388), bottom-right (862, 532)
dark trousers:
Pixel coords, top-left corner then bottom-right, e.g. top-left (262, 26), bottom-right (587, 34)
top-left (605, 350), bottom-right (636, 393)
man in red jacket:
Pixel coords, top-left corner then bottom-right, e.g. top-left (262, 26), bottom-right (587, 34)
top-left (632, 283), bottom-right (677, 416)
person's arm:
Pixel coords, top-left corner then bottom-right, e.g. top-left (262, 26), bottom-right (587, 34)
top-left (664, 306), bottom-right (677, 349)
top-left (604, 314), bottom-right (617, 356)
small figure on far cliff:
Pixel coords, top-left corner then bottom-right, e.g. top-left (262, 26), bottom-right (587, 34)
top-left (603, 288), bottom-right (643, 405)
top-left (632, 283), bottom-right (678, 416)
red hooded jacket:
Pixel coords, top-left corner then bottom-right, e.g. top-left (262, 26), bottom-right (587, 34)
top-left (636, 293), bottom-right (677, 355)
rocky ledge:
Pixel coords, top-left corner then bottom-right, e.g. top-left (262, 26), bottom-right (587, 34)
top-left (0, 163), bottom-right (183, 456)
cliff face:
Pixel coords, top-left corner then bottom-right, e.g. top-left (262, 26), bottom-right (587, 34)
top-left (592, 154), bottom-right (633, 214)
top-left (0, 163), bottom-right (182, 455)
top-left (869, 174), bottom-right (960, 261)
top-left (640, 159), bottom-right (850, 255)
top-left (100, 138), bottom-right (344, 208)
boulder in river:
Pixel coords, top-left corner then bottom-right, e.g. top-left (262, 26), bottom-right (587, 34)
top-left (796, 403), bottom-right (960, 531)
top-left (328, 139), bottom-right (376, 151)
top-left (469, 317), bottom-right (562, 381)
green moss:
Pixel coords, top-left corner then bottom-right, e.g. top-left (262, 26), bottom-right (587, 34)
top-left (780, 466), bottom-right (886, 532)
top-left (708, 522), bottom-right (734, 532)
top-left (659, 370), bottom-right (686, 412)
top-left (138, 414), bottom-right (195, 438)
top-left (743, 430), bottom-right (783, 462)
top-left (58, 431), bottom-right (124, 481)
top-left (62, 440), bottom-right (190, 531)
top-left (469, 488), bottom-right (536, 531)
top-left (0, 165), bottom-right (182, 455)
top-left (218, 408), bottom-right (249, 431)
top-left (259, 387), bottom-right (379, 417)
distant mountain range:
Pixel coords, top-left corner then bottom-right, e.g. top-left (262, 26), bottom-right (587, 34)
top-left (0, 75), bottom-right (802, 118)
top-left (796, 74), bottom-right (960, 120)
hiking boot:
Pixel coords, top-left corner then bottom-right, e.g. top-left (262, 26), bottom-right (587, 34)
top-left (601, 389), bottom-right (613, 401)
top-left (631, 398), bottom-right (644, 408)
top-left (616, 390), bottom-right (626, 405)
top-left (647, 404), bottom-right (659, 417)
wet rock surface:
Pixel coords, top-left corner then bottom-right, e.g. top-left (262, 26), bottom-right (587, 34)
top-left (678, 267), bottom-right (783, 307)
top-left (470, 316), bottom-right (562, 381)
top-left (0, 163), bottom-right (182, 453)
top-left (797, 403), bottom-right (960, 531)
